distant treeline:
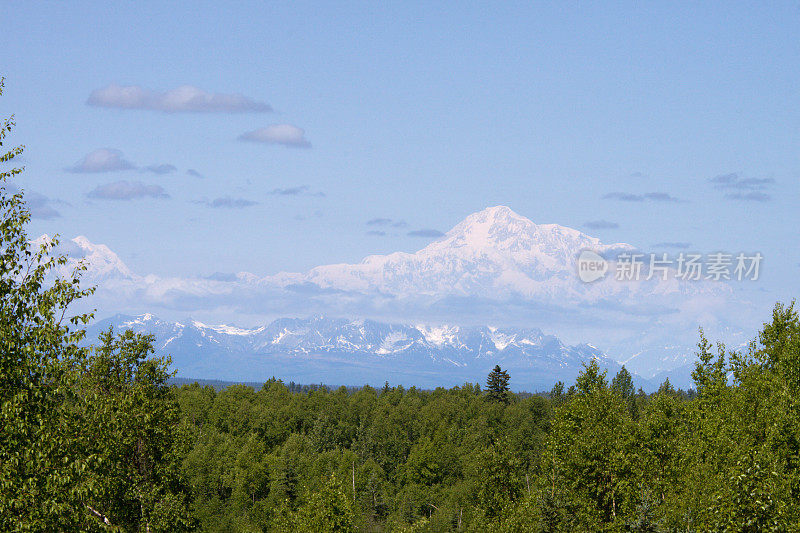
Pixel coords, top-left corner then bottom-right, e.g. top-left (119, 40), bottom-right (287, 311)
top-left (169, 376), bottom-right (547, 399)
top-left (169, 302), bottom-right (800, 531)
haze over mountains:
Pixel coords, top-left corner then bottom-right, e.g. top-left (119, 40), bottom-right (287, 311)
top-left (44, 206), bottom-right (759, 386)
top-left (87, 313), bottom-right (655, 391)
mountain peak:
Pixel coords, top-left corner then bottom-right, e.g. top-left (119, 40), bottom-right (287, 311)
top-left (287, 205), bottom-right (636, 299)
top-left (71, 235), bottom-right (135, 280)
top-left (476, 204), bottom-right (523, 220)
top-left (431, 205), bottom-right (596, 259)
top-left (87, 313), bottom-right (622, 389)
top-left (456, 205), bottom-right (528, 230)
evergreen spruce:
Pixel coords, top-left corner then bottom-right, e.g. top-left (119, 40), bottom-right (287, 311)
top-left (486, 365), bottom-right (511, 404)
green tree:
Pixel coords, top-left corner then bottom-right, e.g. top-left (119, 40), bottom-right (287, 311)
top-left (486, 365), bottom-right (511, 404)
top-left (575, 359), bottom-right (608, 395)
top-left (656, 378), bottom-right (675, 396)
top-left (0, 76), bottom-right (95, 531)
top-left (545, 362), bottom-right (632, 529)
top-left (611, 365), bottom-right (635, 400)
top-left (275, 474), bottom-right (356, 532)
top-left (78, 328), bottom-right (195, 531)
top-left (709, 451), bottom-right (787, 532)
top-left (475, 436), bottom-right (525, 520)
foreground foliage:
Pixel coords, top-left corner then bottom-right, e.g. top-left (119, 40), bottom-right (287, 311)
top-left (0, 77), bottom-right (193, 531)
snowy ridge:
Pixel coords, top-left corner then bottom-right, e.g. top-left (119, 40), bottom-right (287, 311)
top-left (47, 205), bottom-right (737, 380)
top-left (266, 206), bottom-right (638, 300)
top-left (85, 313), bottom-right (638, 389)
top-left (32, 233), bottom-right (135, 282)
top-left (41, 206), bottom-right (724, 305)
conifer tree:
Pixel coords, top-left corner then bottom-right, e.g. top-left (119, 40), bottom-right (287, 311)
top-left (611, 365), bottom-right (635, 400)
top-left (486, 365), bottom-right (511, 404)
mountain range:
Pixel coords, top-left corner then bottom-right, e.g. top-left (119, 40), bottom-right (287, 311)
top-left (86, 313), bottom-right (660, 391)
top-left (41, 205), bottom-right (754, 383)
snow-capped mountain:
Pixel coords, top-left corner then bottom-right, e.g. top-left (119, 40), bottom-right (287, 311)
top-left (265, 206), bottom-right (722, 305)
top-left (40, 206), bottom-right (725, 306)
top-left (269, 206), bottom-right (633, 300)
top-left (45, 205), bottom-right (747, 380)
top-left (86, 313), bottom-right (648, 390)
top-left (32, 233), bottom-right (135, 282)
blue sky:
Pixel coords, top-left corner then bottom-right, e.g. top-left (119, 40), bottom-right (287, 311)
top-left (2, 1), bottom-right (798, 304)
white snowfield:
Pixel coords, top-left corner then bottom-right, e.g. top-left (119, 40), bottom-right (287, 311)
top-left (38, 205), bottom-right (743, 379)
top-left (39, 205), bottom-right (723, 304)
top-left (90, 313), bottom-right (621, 389)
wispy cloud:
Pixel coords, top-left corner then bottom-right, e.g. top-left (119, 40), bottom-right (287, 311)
top-left (87, 180), bottom-right (169, 200)
top-left (27, 192), bottom-right (63, 219)
top-left (603, 191), bottom-right (680, 202)
top-left (268, 185), bottom-right (324, 197)
top-left (603, 192), bottom-right (644, 202)
top-left (408, 229), bottom-right (444, 238)
top-left (367, 217), bottom-right (407, 228)
top-left (708, 173), bottom-right (775, 201)
top-left (709, 172), bottom-right (774, 190)
top-left (643, 192), bottom-right (679, 202)
top-left (583, 220), bottom-right (619, 230)
top-left (186, 169), bottom-right (204, 179)
top-left (652, 242), bottom-right (691, 249)
top-left (6, 184), bottom-right (65, 219)
top-left (67, 148), bottom-right (135, 173)
top-left (725, 192), bottom-right (771, 202)
top-left (197, 196), bottom-right (258, 209)
top-left (142, 163), bottom-right (177, 175)
top-left (239, 125), bottom-right (311, 148)
top-left (87, 84), bottom-right (271, 113)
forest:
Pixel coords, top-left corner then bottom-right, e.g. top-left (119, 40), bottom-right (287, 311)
top-left (169, 312), bottom-right (800, 532)
top-left (3, 79), bottom-right (800, 531)
top-left (8, 298), bottom-right (800, 532)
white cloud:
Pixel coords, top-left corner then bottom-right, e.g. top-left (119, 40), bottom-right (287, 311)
top-left (239, 124), bottom-right (311, 148)
top-left (87, 84), bottom-right (271, 113)
top-left (725, 192), bottom-right (771, 202)
top-left (603, 192), bottom-right (680, 202)
top-left (87, 180), bottom-right (169, 200)
top-left (142, 163), bottom-right (177, 175)
top-left (583, 220), bottom-right (619, 230)
top-left (26, 192), bottom-right (62, 219)
top-left (4, 184), bottom-right (64, 219)
top-left (367, 218), bottom-right (407, 228)
top-left (197, 196), bottom-right (258, 209)
top-left (407, 229), bottom-right (444, 238)
top-left (709, 173), bottom-right (775, 202)
top-left (67, 148), bottom-right (135, 173)
top-left (268, 185), bottom-right (325, 197)
top-left (709, 173), bottom-right (774, 191)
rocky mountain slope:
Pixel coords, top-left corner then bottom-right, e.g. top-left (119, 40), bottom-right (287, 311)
top-left (86, 313), bottom-right (651, 390)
